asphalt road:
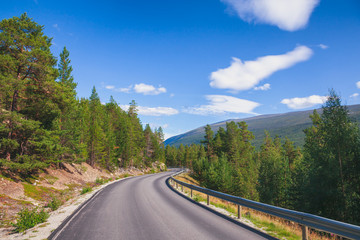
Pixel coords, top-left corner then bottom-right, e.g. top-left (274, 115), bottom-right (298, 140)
top-left (50, 170), bottom-right (274, 240)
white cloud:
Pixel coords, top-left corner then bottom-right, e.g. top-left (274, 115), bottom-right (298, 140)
top-left (356, 81), bottom-right (360, 89)
top-left (121, 105), bottom-right (179, 116)
top-left (53, 23), bottom-right (60, 31)
top-left (134, 83), bottom-right (167, 95)
top-left (116, 86), bottom-right (132, 93)
top-left (350, 93), bottom-right (359, 98)
top-left (319, 44), bottom-right (329, 49)
top-left (210, 45), bottom-right (313, 91)
top-left (184, 95), bottom-right (260, 115)
top-left (222, 0), bottom-right (319, 31)
top-left (281, 95), bottom-right (327, 109)
top-left (254, 83), bottom-right (271, 91)
top-left (106, 83), bottom-right (166, 95)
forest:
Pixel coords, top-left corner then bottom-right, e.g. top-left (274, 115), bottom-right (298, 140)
top-left (165, 91), bottom-right (360, 225)
top-left (0, 13), bottom-right (165, 175)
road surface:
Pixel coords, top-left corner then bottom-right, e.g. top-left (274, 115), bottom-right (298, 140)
top-left (50, 170), bottom-right (274, 240)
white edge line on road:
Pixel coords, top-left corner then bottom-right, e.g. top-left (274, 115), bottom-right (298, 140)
top-left (51, 187), bottom-right (105, 240)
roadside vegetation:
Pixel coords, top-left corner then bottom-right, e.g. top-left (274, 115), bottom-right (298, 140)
top-left (12, 207), bottom-right (49, 233)
top-left (174, 174), bottom-right (332, 240)
top-left (167, 92), bottom-right (360, 228)
top-left (0, 13), bottom-right (166, 178)
top-left (0, 13), bottom-right (167, 231)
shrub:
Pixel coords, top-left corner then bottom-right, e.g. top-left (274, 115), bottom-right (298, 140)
top-left (95, 178), bottom-right (104, 185)
top-left (46, 197), bottom-right (62, 211)
top-left (12, 208), bottom-right (49, 232)
top-left (193, 195), bottom-right (201, 202)
top-left (80, 187), bottom-right (92, 195)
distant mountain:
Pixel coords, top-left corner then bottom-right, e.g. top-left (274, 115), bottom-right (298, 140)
top-left (164, 104), bottom-right (360, 149)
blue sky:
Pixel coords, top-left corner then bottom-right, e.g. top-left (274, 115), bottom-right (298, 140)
top-left (1, 0), bottom-right (360, 139)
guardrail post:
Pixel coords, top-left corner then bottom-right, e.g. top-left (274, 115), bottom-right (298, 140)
top-left (237, 205), bottom-right (242, 219)
top-left (176, 182), bottom-right (178, 189)
top-left (181, 185), bottom-right (183, 192)
top-left (207, 195), bottom-right (209, 205)
top-left (302, 225), bottom-right (309, 240)
top-left (191, 189), bottom-right (193, 198)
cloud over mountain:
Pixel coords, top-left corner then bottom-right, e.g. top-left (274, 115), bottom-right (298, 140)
top-left (121, 105), bottom-right (179, 116)
top-left (281, 95), bottom-right (327, 109)
top-left (184, 95), bottom-right (260, 115)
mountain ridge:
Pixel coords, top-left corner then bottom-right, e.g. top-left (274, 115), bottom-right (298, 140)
top-left (165, 104), bottom-right (360, 148)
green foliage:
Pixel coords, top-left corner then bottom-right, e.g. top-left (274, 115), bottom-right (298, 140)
top-left (80, 187), bottom-right (92, 195)
top-left (23, 183), bottom-right (58, 202)
top-left (0, 13), bottom-right (167, 175)
top-left (46, 197), bottom-right (62, 211)
top-left (258, 133), bottom-right (290, 207)
top-left (95, 178), bottom-right (105, 185)
top-left (300, 90), bottom-right (360, 223)
top-left (167, 93), bottom-right (360, 225)
top-left (12, 207), bottom-right (49, 232)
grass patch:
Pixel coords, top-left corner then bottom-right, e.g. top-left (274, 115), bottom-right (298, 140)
top-left (192, 194), bottom-right (205, 203)
top-left (118, 173), bottom-right (131, 179)
top-left (243, 213), bottom-right (300, 240)
top-left (95, 177), bottom-right (111, 185)
top-left (80, 187), bottom-right (92, 195)
top-left (43, 175), bottom-right (59, 185)
top-left (95, 178), bottom-right (105, 185)
top-left (12, 207), bottom-right (49, 233)
top-left (45, 197), bottom-right (62, 211)
top-left (175, 172), bottom-right (309, 240)
top-left (23, 183), bottom-right (60, 202)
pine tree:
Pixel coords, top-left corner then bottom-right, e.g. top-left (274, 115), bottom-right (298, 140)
top-left (87, 86), bottom-right (105, 166)
top-left (0, 13), bottom-right (64, 171)
top-left (303, 90), bottom-right (360, 223)
top-left (58, 46), bottom-right (76, 91)
top-left (258, 132), bottom-right (287, 206)
top-left (202, 125), bottom-right (214, 160)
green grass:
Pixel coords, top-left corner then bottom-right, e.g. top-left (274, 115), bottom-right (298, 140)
top-left (80, 187), bottom-right (92, 195)
top-left (12, 208), bottom-right (49, 233)
top-left (23, 183), bottom-right (60, 202)
top-left (242, 213), bottom-right (300, 240)
top-left (192, 194), bottom-right (205, 203)
top-left (95, 178), bottom-right (105, 185)
top-left (45, 197), bottom-right (62, 211)
top-left (42, 175), bottom-right (59, 185)
top-left (122, 173), bottom-right (130, 178)
top-left (211, 201), bottom-right (237, 215)
top-left (178, 182), bottom-right (301, 240)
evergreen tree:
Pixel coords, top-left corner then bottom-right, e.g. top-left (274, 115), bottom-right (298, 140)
top-left (0, 13), bottom-right (64, 171)
top-left (202, 125), bottom-right (214, 160)
top-left (87, 86), bottom-right (105, 166)
top-left (303, 90), bottom-right (360, 223)
top-left (58, 46), bottom-right (76, 91)
top-left (258, 132), bottom-right (287, 206)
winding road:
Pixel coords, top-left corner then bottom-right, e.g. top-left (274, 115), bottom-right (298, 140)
top-left (49, 170), bottom-right (273, 240)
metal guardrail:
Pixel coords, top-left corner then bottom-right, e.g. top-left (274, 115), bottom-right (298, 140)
top-left (169, 170), bottom-right (360, 240)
